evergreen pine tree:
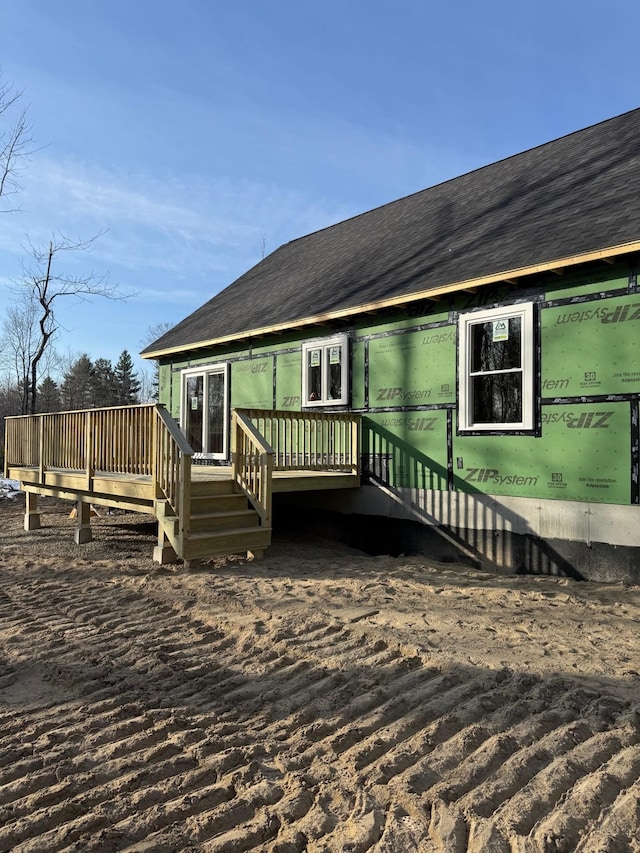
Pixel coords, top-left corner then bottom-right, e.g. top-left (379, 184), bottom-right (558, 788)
top-left (60, 354), bottom-right (94, 410)
top-left (91, 358), bottom-right (117, 407)
top-left (37, 376), bottom-right (61, 412)
top-left (114, 350), bottom-right (141, 405)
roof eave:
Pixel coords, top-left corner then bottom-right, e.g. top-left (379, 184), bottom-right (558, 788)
top-left (141, 239), bottom-right (640, 359)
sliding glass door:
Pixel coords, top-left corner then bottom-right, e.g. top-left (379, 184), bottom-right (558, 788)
top-left (182, 365), bottom-right (228, 460)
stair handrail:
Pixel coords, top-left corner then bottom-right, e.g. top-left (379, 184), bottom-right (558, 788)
top-left (231, 409), bottom-right (274, 528)
top-left (153, 405), bottom-right (193, 553)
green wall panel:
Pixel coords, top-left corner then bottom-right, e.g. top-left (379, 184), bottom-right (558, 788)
top-left (275, 351), bottom-right (302, 410)
top-left (363, 411), bottom-right (448, 490)
top-left (451, 284), bottom-right (512, 314)
top-left (351, 340), bottom-right (366, 409)
top-left (231, 357), bottom-right (274, 409)
top-left (355, 304), bottom-right (450, 336)
top-left (543, 266), bottom-right (627, 300)
top-left (249, 342), bottom-right (279, 356)
top-left (368, 327), bottom-right (456, 406)
top-left (157, 363), bottom-right (170, 409)
top-left (542, 294), bottom-right (640, 396)
top-left (454, 404), bottom-right (630, 504)
top-left (186, 348), bottom-right (249, 366)
top-left (170, 369), bottom-right (181, 419)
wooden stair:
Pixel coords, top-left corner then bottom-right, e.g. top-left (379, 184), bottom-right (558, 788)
top-left (157, 478), bottom-right (272, 563)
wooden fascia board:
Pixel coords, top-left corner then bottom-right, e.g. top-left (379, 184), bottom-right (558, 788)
top-left (141, 240), bottom-right (640, 359)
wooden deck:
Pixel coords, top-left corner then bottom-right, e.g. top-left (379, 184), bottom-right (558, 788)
top-left (4, 405), bottom-right (361, 565)
top-left (7, 464), bottom-right (359, 507)
top-left (195, 465), bottom-right (358, 491)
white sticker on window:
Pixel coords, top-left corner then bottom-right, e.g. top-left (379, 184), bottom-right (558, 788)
top-left (493, 319), bottom-right (509, 342)
top-left (310, 349), bottom-right (321, 367)
top-left (191, 396), bottom-right (199, 410)
top-left (329, 346), bottom-right (341, 365)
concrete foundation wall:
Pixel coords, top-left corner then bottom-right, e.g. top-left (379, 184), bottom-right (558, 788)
top-left (282, 486), bottom-right (640, 583)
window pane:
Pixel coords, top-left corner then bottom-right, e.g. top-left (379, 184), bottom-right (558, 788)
top-left (207, 372), bottom-right (225, 454)
top-left (470, 316), bottom-right (522, 373)
top-left (185, 375), bottom-right (203, 452)
top-left (471, 373), bottom-right (522, 424)
top-left (327, 345), bottom-right (342, 400)
top-left (307, 349), bottom-right (322, 402)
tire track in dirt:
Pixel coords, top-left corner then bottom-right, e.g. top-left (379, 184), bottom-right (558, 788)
top-left (1, 566), bottom-right (639, 851)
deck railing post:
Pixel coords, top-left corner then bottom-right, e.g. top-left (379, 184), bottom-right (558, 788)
top-left (38, 416), bottom-right (45, 483)
top-left (352, 415), bottom-right (360, 478)
top-left (151, 406), bottom-right (160, 498)
top-left (230, 409), bottom-right (238, 480)
top-left (178, 452), bottom-right (191, 557)
top-left (3, 420), bottom-right (8, 478)
top-left (263, 450), bottom-right (273, 528)
top-left (85, 410), bottom-right (94, 491)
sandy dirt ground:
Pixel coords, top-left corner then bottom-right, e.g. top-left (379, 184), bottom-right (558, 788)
top-left (1, 494), bottom-right (640, 852)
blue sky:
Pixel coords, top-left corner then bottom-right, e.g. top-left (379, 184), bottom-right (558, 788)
top-left (1, 0), bottom-right (638, 379)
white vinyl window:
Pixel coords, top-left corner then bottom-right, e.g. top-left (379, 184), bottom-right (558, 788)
top-left (458, 303), bottom-right (534, 431)
top-left (302, 334), bottom-right (349, 407)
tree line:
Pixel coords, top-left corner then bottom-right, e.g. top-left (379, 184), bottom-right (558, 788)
top-left (0, 349), bottom-right (152, 468)
top-left (1, 348), bottom-right (145, 413)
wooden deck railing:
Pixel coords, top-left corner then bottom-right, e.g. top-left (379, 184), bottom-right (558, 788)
top-left (6, 405), bottom-right (360, 553)
top-left (231, 410), bottom-right (274, 527)
top-left (4, 403), bottom-right (192, 527)
top-left (5, 404), bottom-right (156, 482)
top-left (237, 408), bottom-right (361, 476)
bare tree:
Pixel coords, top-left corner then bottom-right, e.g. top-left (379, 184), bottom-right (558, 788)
top-left (140, 321), bottom-right (174, 402)
top-left (1, 290), bottom-right (39, 413)
top-left (137, 366), bottom-right (156, 404)
top-left (11, 232), bottom-right (133, 413)
top-left (0, 71), bottom-right (35, 212)
top-left (141, 320), bottom-right (174, 349)
top-left (0, 371), bottom-right (23, 468)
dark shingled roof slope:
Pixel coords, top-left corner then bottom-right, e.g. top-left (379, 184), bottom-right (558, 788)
top-left (143, 108), bottom-right (640, 356)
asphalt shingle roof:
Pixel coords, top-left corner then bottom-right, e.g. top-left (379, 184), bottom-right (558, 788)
top-left (143, 108), bottom-right (640, 357)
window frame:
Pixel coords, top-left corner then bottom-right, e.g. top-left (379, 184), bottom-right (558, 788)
top-left (180, 362), bottom-right (230, 459)
top-left (458, 302), bottom-right (535, 433)
top-left (301, 333), bottom-right (350, 408)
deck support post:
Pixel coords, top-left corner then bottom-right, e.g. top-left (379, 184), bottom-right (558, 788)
top-left (74, 500), bottom-right (93, 545)
top-left (24, 491), bottom-right (41, 531)
top-left (153, 528), bottom-right (178, 564)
